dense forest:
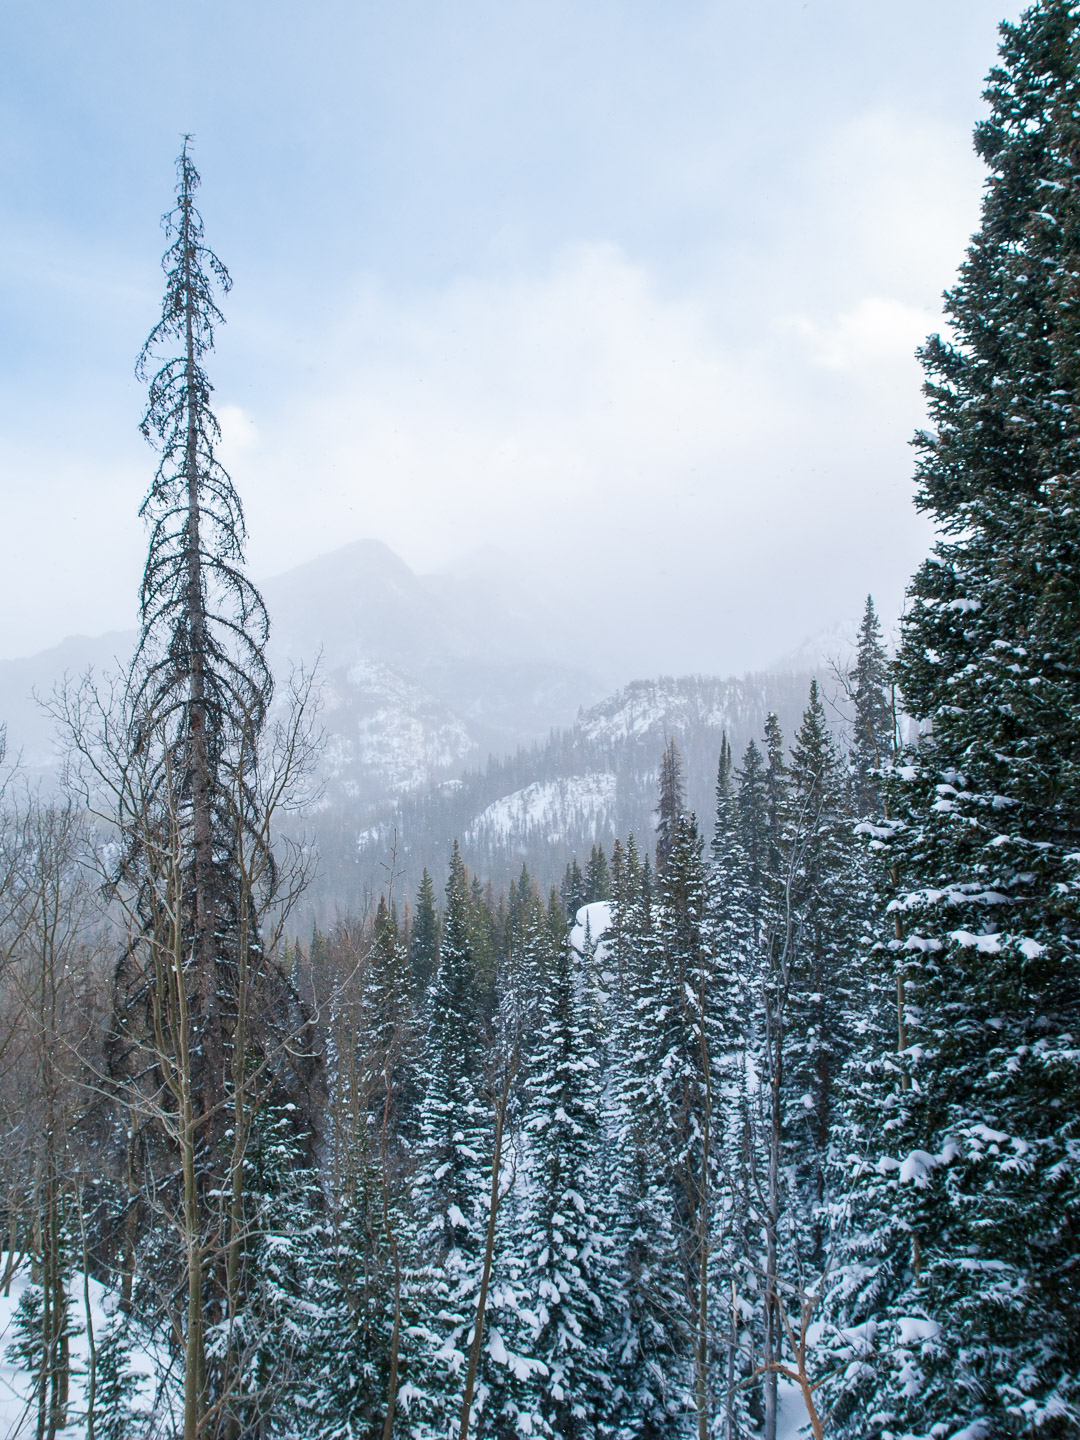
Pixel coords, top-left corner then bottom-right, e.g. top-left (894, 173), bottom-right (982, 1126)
top-left (3, 3), bottom-right (1080, 1439)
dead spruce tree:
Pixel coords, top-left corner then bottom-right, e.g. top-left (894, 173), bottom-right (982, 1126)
top-left (69, 140), bottom-right (319, 1440)
top-left (128, 135), bottom-right (274, 1128)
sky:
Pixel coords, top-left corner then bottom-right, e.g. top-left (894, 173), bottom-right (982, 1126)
top-left (0, 0), bottom-right (1026, 677)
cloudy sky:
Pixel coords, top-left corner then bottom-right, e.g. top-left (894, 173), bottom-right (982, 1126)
top-left (0, 0), bottom-right (1024, 677)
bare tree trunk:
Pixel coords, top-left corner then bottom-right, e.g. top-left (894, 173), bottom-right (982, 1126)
top-left (2, 1208), bottom-right (18, 1297)
top-left (120, 1121), bottom-right (138, 1315)
top-left (380, 1232), bottom-right (403, 1440)
top-left (694, 966), bottom-right (713, 1440)
top-left (180, 1028), bottom-right (203, 1440)
top-left (724, 1279), bottom-right (737, 1440)
top-left (79, 1189), bottom-right (97, 1440)
top-left (181, 171), bottom-right (215, 1046)
top-left (764, 1291), bottom-right (828, 1440)
top-left (763, 1038), bottom-right (780, 1440)
top-left (380, 1079), bottom-right (403, 1440)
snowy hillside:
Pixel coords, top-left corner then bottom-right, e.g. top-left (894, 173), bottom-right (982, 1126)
top-left (466, 774), bottom-right (617, 846)
top-left (316, 659), bottom-right (478, 802)
top-left (332, 668), bottom-right (823, 908)
top-left (0, 540), bottom-right (603, 798)
top-left (0, 1258), bottom-right (162, 1440)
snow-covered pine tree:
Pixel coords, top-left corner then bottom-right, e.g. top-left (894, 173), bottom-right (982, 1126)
top-left (220, 1103), bottom-right (323, 1437)
top-left (738, 718), bottom-right (789, 1440)
top-left (6, 1276), bottom-right (79, 1440)
top-left (735, 740), bottom-right (769, 931)
top-left (469, 876), bottom-right (500, 1024)
top-left (561, 860), bottom-right (587, 923)
top-left (410, 869), bottom-right (441, 994)
top-left (848, 596), bottom-right (893, 820)
top-left (89, 1317), bottom-right (141, 1440)
top-left (585, 845), bottom-right (611, 904)
top-left (656, 810), bottom-right (721, 1440)
top-left (413, 843), bottom-right (494, 1434)
top-left (607, 832), bottom-right (690, 1437)
top-left (780, 681), bottom-right (860, 1269)
top-left (739, 688), bottom-right (864, 1438)
top-left (655, 741), bottom-right (687, 874)
top-left (836, 4), bottom-right (1080, 1432)
top-left (610, 760), bottom-right (719, 1437)
top-left (508, 918), bottom-right (611, 1439)
top-left (314, 901), bottom-right (426, 1440)
top-left (607, 837), bottom-right (642, 996)
top-left (706, 736), bottom-right (761, 1439)
top-left (821, 598), bottom-right (913, 1436)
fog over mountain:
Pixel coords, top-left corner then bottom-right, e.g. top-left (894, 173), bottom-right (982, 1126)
top-left (0, 535), bottom-right (855, 920)
top-left (0, 538), bottom-right (608, 783)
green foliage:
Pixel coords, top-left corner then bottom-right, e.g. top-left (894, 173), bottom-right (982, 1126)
top-left (90, 1319), bottom-right (140, 1440)
top-left (830, 5), bottom-right (1080, 1432)
top-left (410, 868), bottom-right (440, 992)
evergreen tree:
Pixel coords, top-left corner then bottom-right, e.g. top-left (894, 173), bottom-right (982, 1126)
top-left (223, 1105), bottom-right (323, 1437)
top-left (469, 876), bottom-right (500, 1021)
top-left (762, 714), bottom-right (786, 883)
top-left (702, 737), bottom-right (759, 1436)
top-left (608, 861), bottom-right (687, 1439)
top-left (655, 740), bottom-right (686, 872)
top-left (413, 843), bottom-right (493, 1432)
top-left (315, 912), bottom-right (428, 1440)
top-left (515, 930), bottom-right (611, 1440)
top-left (410, 869), bottom-right (441, 994)
top-left (781, 680), bottom-right (859, 1265)
top-left (5, 1280), bottom-right (78, 1440)
top-left (835, 6), bottom-right (1080, 1432)
top-left (610, 753), bottom-right (717, 1436)
top-left (369, 895), bottom-right (422, 1140)
top-left (545, 886), bottom-right (568, 959)
top-left (100, 142), bottom-right (311, 1439)
top-left (585, 844), bottom-right (611, 904)
top-left (735, 739), bottom-right (771, 944)
top-left (848, 595), bottom-right (893, 819)
top-left (561, 860), bottom-right (587, 922)
top-left (90, 1319), bottom-right (141, 1440)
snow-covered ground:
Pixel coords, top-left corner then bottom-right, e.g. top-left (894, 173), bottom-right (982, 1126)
top-left (570, 899), bottom-right (612, 958)
top-left (0, 1256), bottom-right (161, 1440)
top-left (0, 1258), bottom-right (812, 1439)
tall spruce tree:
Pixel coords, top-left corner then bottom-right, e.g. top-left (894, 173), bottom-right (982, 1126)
top-left (706, 737), bottom-right (760, 1439)
top-left (837, 5), bottom-right (1080, 1433)
top-left (655, 740), bottom-right (687, 872)
top-left (848, 596), bottom-right (893, 820)
top-left (410, 869), bottom-right (440, 994)
top-left (101, 141), bottom-right (311, 1440)
top-left (608, 835), bottom-right (688, 1438)
top-left (781, 681), bottom-right (859, 1267)
top-left (561, 859), bottom-right (587, 922)
top-left (126, 138), bottom-right (275, 1107)
top-left (585, 844), bottom-right (612, 904)
top-left (413, 843), bottom-right (493, 1432)
top-left (513, 927), bottom-right (610, 1440)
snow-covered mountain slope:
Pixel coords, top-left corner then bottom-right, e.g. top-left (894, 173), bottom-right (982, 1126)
top-left (0, 542), bottom-right (846, 919)
top-left (0, 540), bottom-right (603, 796)
top-left (466, 774), bottom-right (618, 846)
top-left (316, 659), bottom-right (478, 802)
top-left (332, 668), bottom-right (824, 909)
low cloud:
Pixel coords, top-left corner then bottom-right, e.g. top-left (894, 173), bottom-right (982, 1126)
top-left (0, 106), bottom-right (980, 676)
